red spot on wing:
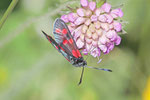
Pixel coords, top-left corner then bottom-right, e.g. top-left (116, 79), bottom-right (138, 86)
top-left (72, 50), bottom-right (78, 58)
top-left (59, 46), bottom-right (65, 51)
top-left (76, 50), bottom-right (81, 57)
top-left (62, 29), bottom-right (67, 35)
top-left (63, 40), bottom-right (68, 45)
top-left (68, 39), bottom-right (73, 44)
top-left (55, 46), bottom-right (58, 49)
top-left (55, 28), bottom-right (61, 33)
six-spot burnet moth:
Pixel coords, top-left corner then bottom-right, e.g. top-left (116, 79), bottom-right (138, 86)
top-left (42, 18), bottom-right (112, 85)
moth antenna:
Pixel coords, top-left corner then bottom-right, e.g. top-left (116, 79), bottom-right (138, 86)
top-left (85, 66), bottom-right (112, 72)
top-left (78, 67), bottom-right (85, 86)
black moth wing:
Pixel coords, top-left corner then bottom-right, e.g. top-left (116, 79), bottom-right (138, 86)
top-left (53, 18), bottom-right (82, 58)
top-left (42, 31), bottom-right (71, 62)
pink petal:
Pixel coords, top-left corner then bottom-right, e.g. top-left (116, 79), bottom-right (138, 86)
top-left (115, 35), bottom-right (121, 45)
top-left (97, 59), bottom-right (102, 64)
top-left (92, 32), bottom-right (98, 40)
top-left (105, 30), bottom-right (116, 39)
top-left (80, 33), bottom-right (85, 41)
top-left (82, 49), bottom-right (88, 55)
top-left (99, 44), bottom-right (107, 53)
top-left (99, 34), bottom-right (108, 44)
top-left (101, 23), bottom-right (109, 31)
top-left (61, 15), bottom-right (69, 23)
top-left (111, 8), bottom-right (124, 18)
top-left (90, 15), bottom-right (98, 22)
top-left (101, 3), bottom-right (111, 13)
top-left (85, 37), bottom-right (92, 44)
top-left (80, 0), bottom-right (88, 7)
top-left (85, 43), bottom-right (92, 51)
top-left (73, 26), bottom-right (82, 40)
top-left (92, 40), bottom-right (98, 47)
top-left (85, 19), bottom-right (91, 26)
top-left (76, 39), bottom-right (84, 49)
top-left (105, 14), bottom-right (113, 23)
top-left (96, 29), bottom-right (102, 36)
top-left (85, 9), bottom-right (92, 17)
top-left (104, 42), bottom-right (114, 54)
top-left (90, 47), bottom-right (101, 57)
top-left (77, 8), bottom-right (85, 17)
top-left (82, 25), bottom-right (88, 34)
top-left (68, 13), bottom-right (77, 22)
top-left (74, 17), bottom-right (86, 25)
top-left (94, 21), bottom-right (101, 29)
top-left (68, 25), bottom-right (74, 33)
top-left (89, 1), bottom-right (96, 11)
top-left (98, 15), bottom-right (107, 23)
top-left (107, 42), bottom-right (114, 51)
top-left (113, 21), bottom-right (122, 32)
top-left (95, 8), bottom-right (101, 16)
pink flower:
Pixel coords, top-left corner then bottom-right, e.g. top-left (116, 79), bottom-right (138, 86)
top-left (111, 8), bottom-right (124, 18)
top-left (113, 21), bottom-right (122, 32)
top-left (101, 3), bottom-right (111, 13)
top-left (76, 39), bottom-right (84, 49)
top-left (77, 8), bottom-right (85, 17)
top-left (61, 15), bottom-right (69, 23)
top-left (60, 0), bottom-right (124, 58)
top-left (82, 49), bottom-right (88, 55)
top-left (91, 15), bottom-right (98, 22)
top-left (115, 35), bottom-right (121, 45)
top-left (80, 0), bottom-right (88, 7)
top-left (91, 48), bottom-right (101, 57)
top-left (98, 15), bottom-right (107, 22)
top-left (104, 43), bottom-right (114, 54)
top-left (105, 14), bottom-right (113, 23)
top-left (99, 45), bottom-right (107, 53)
top-left (74, 17), bottom-right (86, 25)
top-left (95, 8), bottom-right (101, 16)
top-left (68, 13), bottom-right (77, 22)
top-left (89, 1), bottom-right (96, 11)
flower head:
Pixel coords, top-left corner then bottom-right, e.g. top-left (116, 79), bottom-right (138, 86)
top-left (61, 1), bottom-right (124, 58)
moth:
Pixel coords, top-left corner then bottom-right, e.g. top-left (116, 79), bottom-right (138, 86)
top-left (42, 18), bottom-right (112, 85)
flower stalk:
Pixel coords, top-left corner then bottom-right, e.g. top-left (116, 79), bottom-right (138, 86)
top-left (0, 0), bottom-right (18, 30)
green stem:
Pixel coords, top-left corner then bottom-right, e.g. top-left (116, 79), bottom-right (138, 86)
top-left (0, 0), bottom-right (18, 30)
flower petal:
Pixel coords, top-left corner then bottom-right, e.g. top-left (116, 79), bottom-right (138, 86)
top-left (76, 39), bottom-right (84, 49)
top-left (95, 8), bottom-right (101, 16)
top-left (111, 8), bottom-right (124, 18)
top-left (91, 15), bottom-right (98, 22)
top-left (115, 35), bottom-right (121, 45)
top-left (89, 1), bottom-right (96, 11)
top-left (68, 13), bottom-right (78, 22)
top-left (61, 15), bottom-right (69, 23)
top-left (98, 15), bottom-right (107, 23)
top-left (113, 21), bottom-right (122, 32)
top-left (105, 14), bottom-right (113, 23)
top-left (101, 3), bottom-right (111, 13)
top-left (82, 49), bottom-right (88, 55)
top-left (74, 17), bottom-right (86, 25)
top-left (77, 8), bottom-right (85, 17)
top-left (90, 47), bottom-right (101, 57)
top-left (99, 44), bottom-right (107, 53)
top-left (80, 0), bottom-right (88, 7)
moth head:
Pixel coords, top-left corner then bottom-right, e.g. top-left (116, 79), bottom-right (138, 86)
top-left (70, 56), bottom-right (87, 67)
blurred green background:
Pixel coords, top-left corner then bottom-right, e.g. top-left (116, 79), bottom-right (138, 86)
top-left (0, 0), bottom-right (150, 100)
